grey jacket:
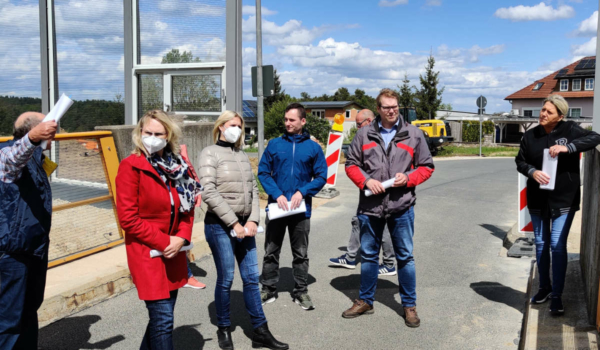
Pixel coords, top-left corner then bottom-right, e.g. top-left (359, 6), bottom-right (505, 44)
top-left (199, 142), bottom-right (260, 226)
top-left (345, 117), bottom-right (434, 217)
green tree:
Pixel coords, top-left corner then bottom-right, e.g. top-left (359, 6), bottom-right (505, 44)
top-left (333, 87), bottom-right (351, 101)
top-left (304, 114), bottom-right (331, 144)
top-left (439, 103), bottom-right (453, 110)
top-left (264, 98), bottom-right (290, 139)
top-left (351, 89), bottom-right (376, 112)
top-left (161, 49), bottom-right (201, 64)
top-left (414, 54), bottom-right (444, 120)
top-left (345, 125), bottom-right (358, 144)
top-left (264, 68), bottom-right (286, 112)
top-left (398, 73), bottom-right (413, 109)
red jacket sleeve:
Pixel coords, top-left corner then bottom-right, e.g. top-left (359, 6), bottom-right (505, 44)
top-left (116, 160), bottom-right (171, 251)
top-left (405, 130), bottom-right (435, 187)
top-left (174, 208), bottom-right (194, 243)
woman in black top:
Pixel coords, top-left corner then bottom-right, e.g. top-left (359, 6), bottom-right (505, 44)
top-left (516, 94), bottom-right (600, 315)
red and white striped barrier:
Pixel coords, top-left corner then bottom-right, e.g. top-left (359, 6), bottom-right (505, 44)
top-left (325, 131), bottom-right (344, 186)
top-left (518, 173), bottom-right (533, 233)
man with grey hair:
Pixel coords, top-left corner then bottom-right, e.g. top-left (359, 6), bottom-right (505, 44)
top-left (329, 109), bottom-right (397, 276)
top-left (0, 112), bottom-right (57, 349)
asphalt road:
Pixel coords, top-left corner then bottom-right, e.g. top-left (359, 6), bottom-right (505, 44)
top-left (39, 158), bottom-right (532, 350)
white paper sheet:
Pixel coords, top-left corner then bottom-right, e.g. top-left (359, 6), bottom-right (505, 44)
top-left (230, 226), bottom-right (265, 238)
top-left (41, 94), bottom-right (74, 148)
top-left (365, 178), bottom-right (396, 197)
top-left (267, 200), bottom-right (307, 220)
top-left (150, 242), bottom-right (194, 258)
top-left (539, 148), bottom-right (558, 191)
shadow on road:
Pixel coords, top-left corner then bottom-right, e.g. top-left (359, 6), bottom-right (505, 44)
top-left (480, 224), bottom-right (509, 240)
top-left (470, 281), bottom-right (526, 312)
top-left (39, 315), bottom-right (125, 349)
top-left (330, 274), bottom-right (404, 317)
top-left (173, 323), bottom-right (208, 350)
top-left (207, 267), bottom-right (316, 340)
top-left (188, 261), bottom-right (208, 278)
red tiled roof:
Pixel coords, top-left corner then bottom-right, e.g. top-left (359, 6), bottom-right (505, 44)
top-left (505, 56), bottom-right (595, 100)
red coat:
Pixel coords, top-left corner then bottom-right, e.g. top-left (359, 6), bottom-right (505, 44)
top-left (116, 154), bottom-right (194, 301)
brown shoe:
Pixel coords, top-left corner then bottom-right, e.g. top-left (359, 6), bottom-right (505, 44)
top-left (342, 299), bottom-right (374, 318)
top-left (403, 306), bottom-right (420, 327)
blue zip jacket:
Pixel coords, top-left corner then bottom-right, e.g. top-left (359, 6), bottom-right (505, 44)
top-left (258, 131), bottom-right (327, 218)
top-left (0, 140), bottom-right (52, 258)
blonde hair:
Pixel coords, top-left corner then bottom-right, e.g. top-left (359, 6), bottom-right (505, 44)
top-left (212, 110), bottom-right (245, 149)
top-left (376, 88), bottom-right (400, 107)
top-left (132, 109), bottom-right (182, 156)
top-left (543, 95), bottom-right (569, 117)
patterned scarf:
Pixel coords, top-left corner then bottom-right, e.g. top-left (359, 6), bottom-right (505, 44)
top-left (148, 150), bottom-right (202, 213)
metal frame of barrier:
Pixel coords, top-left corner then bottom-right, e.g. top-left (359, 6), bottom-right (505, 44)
top-left (0, 131), bottom-right (123, 268)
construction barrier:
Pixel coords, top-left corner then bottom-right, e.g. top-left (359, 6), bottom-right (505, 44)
top-left (0, 131), bottom-right (122, 268)
top-left (324, 114), bottom-right (345, 186)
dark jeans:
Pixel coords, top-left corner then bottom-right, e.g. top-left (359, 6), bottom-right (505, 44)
top-left (140, 290), bottom-right (178, 350)
top-left (0, 252), bottom-right (48, 350)
top-left (260, 214), bottom-right (310, 295)
top-left (358, 207), bottom-right (416, 307)
top-left (531, 212), bottom-right (576, 297)
top-left (205, 221), bottom-right (267, 329)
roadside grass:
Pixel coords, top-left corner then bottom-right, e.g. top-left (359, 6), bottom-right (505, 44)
top-left (436, 145), bottom-right (519, 158)
top-left (245, 146), bottom-right (258, 153)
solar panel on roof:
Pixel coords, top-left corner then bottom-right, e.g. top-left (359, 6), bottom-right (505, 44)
top-left (575, 59), bottom-right (589, 70)
top-left (583, 59), bottom-right (596, 69)
top-left (555, 69), bottom-right (569, 78)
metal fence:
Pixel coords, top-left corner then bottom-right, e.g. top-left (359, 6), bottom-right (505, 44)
top-left (0, 131), bottom-right (122, 268)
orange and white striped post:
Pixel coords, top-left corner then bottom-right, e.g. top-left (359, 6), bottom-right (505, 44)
top-left (324, 114), bottom-right (345, 186)
top-left (518, 173), bottom-right (534, 233)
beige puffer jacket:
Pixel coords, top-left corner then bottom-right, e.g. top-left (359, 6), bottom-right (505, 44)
top-left (198, 144), bottom-right (259, 227)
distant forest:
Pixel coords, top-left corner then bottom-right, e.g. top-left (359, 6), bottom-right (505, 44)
top-left (0, 96), bottom-right (124, 137)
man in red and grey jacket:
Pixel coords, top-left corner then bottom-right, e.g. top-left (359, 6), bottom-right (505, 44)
top-left (341, 88), bottom-right (434, 327)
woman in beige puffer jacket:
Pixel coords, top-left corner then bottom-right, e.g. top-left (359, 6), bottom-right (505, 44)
top-left (198, 110), bottom-right (288, 350)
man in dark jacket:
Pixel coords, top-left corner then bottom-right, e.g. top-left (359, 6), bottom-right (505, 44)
top-left (342, 89), bottom-right (434, 327)
top-left (0, 112), bottom-right (57, 349)
top-left (258, 103), bottom-right (327, 311)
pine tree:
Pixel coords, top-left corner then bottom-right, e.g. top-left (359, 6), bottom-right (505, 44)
top-left (398, 73), bottom-right (413, 109)
top-left (264, 69), bottom-right (286, 112)
top-left (414, 54), bottom-right (444, 120)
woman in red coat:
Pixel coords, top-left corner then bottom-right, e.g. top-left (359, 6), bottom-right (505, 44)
top-left (116, 110), bottom-right (201, 350)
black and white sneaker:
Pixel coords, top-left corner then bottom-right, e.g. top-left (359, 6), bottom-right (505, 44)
top-left (329, 255), bottom-right (357, 269)
top-left (549, 296), bottom-right (564, 316)
top-left (531, 287), bottom-right (552, 304)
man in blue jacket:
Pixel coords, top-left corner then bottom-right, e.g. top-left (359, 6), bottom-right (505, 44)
top-left (0, 112), bottom-right (57, 349)
top-left (258, 103), bottom-right (327, 311)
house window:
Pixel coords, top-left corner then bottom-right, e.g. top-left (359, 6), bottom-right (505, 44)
top-left (560, 79), bottom-right (568, 91)
top-left (572, 79), bottom-right (581, 91)
top-left (345, 110), bottom-right (351, 119)
top-left (311, 109), bottom-right (325, 119)
top-left (523, 109), bottom-right (540, 117)
top-left (569, 108), bottom-right (582, 118)
top-left (585, 78), bottom-right (594, 91)
top-left (532, 82), bottom-right (544, 91)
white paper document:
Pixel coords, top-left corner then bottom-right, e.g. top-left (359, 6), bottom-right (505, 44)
top-left (267, 200), bottom-right (307, 220)
top-left (365, 178), bottom-right (396, 197)
top-left (150, 242), bottom-right (194, 258)
top-left (230, 226), bottom-right (265, 238)
top-left (539, 148), bottom-right (558, 191)
top-left (41, 94), bottom-right (74, 148)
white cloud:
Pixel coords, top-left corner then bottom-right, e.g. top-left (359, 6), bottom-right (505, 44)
top-left (242, 5), bottom-right (277, 16)
top-left (494, 2), bottom-right (575, 22)
top-left (242, 16), bottom-right (328, 46)
top-left (157, 0), bottom-right (226, 17)
top-left (379, 0), bottom-right (409, 7)
top-left (573, 11), bottom-right (597, 37)
top-left (572, 37), bottom-right (597, 56)
top-left (426, 0), bottom-right (442, 6)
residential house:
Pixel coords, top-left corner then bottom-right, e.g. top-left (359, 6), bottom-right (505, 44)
top-left (300, 101), bottom-right (364, 122)
top-left (505, 56), bottom-right (595, 118)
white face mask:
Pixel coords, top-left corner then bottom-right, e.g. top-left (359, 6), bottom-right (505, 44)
top-left (223, 126), bottom-right (242, 143)
top-left (142, 135), bottom-right (167, 155)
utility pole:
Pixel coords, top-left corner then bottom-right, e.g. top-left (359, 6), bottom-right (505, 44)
top-left (256, 0), bottom-right (264, 160)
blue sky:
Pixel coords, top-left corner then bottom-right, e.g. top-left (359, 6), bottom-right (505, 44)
top-left (0, 0), bottom-right (598, 114)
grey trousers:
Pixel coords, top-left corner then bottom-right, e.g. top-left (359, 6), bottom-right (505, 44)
top-left (346, 216), bottom-right (395, 268)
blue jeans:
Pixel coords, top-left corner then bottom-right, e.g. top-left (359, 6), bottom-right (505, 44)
top-left (531, 212), bottom-right (575, 297)
top-left (358, 207), bottom-right (416, 307)
top-left (140, 290), bottom-right (178, 350)
top-left (0, 253), bottom-right (48, 350)
top-left (205, 221), bottom-right (267, 329)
